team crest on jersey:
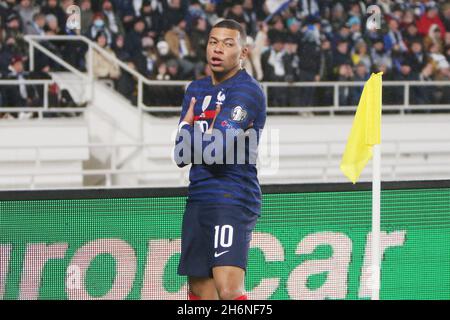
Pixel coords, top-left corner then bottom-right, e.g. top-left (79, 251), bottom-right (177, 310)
top-left (230, 106), bottom-right (247, 122)
top-left (216, 90), bottom-right (226, 105)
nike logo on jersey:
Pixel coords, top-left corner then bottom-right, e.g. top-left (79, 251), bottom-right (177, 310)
top-left (214, 250), bottom-right (229, 258)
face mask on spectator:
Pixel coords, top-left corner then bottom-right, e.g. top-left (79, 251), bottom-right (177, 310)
top-left (94, 19), bottom-right (104, 28)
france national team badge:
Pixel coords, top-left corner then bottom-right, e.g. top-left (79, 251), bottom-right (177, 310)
top-left (231, 106), bottom-right (247, 122)
top-left (216, 90), bottom-right (226, 106)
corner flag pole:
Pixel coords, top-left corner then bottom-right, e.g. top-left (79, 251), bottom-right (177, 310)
top-left (372, 144), bottom-right (381, 300)
top-left (339, 72), bottom-right (383, 300)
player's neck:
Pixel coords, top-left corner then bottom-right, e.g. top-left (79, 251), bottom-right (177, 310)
top-left (211, 66), bottom-right (241, 86)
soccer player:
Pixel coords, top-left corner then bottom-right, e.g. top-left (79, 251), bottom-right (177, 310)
top-left (174, 19), bottom-right (267, 300)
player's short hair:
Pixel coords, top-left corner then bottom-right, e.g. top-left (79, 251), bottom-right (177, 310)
top-left (211, 19), bottom-right (247, 46)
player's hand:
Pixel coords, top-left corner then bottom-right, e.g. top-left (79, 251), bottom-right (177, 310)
top-left (183, 97), bottom-right (196, 126)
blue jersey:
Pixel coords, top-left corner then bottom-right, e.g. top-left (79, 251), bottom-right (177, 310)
top-left (174, 69), bottom-right (267, 215)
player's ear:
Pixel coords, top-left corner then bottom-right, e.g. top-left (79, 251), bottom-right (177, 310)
top-left (240, 46), bottom-right (248, 60)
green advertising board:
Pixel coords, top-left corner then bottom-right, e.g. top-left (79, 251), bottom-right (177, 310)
top-left (1, 181), bottom-right (449, 300)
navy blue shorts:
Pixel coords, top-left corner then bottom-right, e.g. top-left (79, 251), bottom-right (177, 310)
top-left (178, 202), bottom-right (259, 278)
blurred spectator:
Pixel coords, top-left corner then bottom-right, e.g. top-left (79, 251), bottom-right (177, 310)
top-left (163, 0), bottom-right (186, 32)
top-left (40, 0), bottom-right (66, 32)
top-left (337, 64), bottom-right (353, 106)
top-left (26, 12), bottom-right (46, 35)
top-left (16, 0), bottom-right (40, 32)
top-left (124, 17), bottom-right (145, 57)
top-left (102, 0), bottom-right (124, 36)
top-left (351, 39), bottom-right (372, 72)
top-left (261, 30), bottom-right (289, 106)
top-left (86, 32), bottom-right (120, 80)
top-left (133, 36), bottom-right (158, 78)
top-left (1, 55), bottom-right (39, 118)
top-left (428, 43), bottom-right (450, 80)
top-left (80, 0), bottom-right (93, 35)
top-left (350, 62), bottom-right (370, 105)
top-left (347, 16), bottom-right (363, 43)
top-left (189, 16), bottom-right (209, 66)
top-left (333, 39), bottom-right (352, 71)
top-left (113, 34), bottom-right (131, 62)
top-left (164, 16), bottom-right (202, 78)
top-left (384, 18), bottom-right (408, 53)
top-left (406, 40), bottom-right (429, 72)
top-left (242, 0), bottom-right (257, 37)
top-left (297, 0), bottom-right (320, 19)
top-left (87, 12), bottom-right (113, 47)
top-left (316, 36), bottom-right (333, 106)
top-left (371, 39), bottom-right (393, 71)
top-left (140, 0), bottom-right (162, 39)
top-left (442, 3), bottom-right (450, 32)
top-left (403, 21), bottom-right (422, 45)
top-left (424, 23), bottom-right (444, 50)
top-left (417, 5), bottom-right (446, 39)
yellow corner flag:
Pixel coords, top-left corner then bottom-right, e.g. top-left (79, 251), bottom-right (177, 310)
top-left (340, 72), bottom-right (383, 184)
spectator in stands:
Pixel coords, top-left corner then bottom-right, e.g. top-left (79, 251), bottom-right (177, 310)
top-left (102, 0), bottom-right (124, 37)
top-left (87, 13), bottom-right (113, 47)
top-left (189, 16), bottom-right (209, 67)
top-left (333, 39), bottom-right (352, 74)
top-left (297, 0), bottom-right (320, 20)
top-left (351, 39), bottom-right (371, 72)
top-left (40, 0), bottom-right (66, 32)
top-left (347, 16), bottom-right (363, 44)
top-left (384, 18), bottom-right (408, 53)
top-left (371, 39), bottom-right (393, 71)
top-left (44, 13), bottom-right (61, 35)
top-left (316, 36), bottom-right (333, 106)
top-left (16, 0), bottom-right (39, 33)
top-left (162, 0), bottom-right (186, 32)
top-left (86, 32), bottom-right (120, 80)
top-left (407, 40), bottom-right (429, 73)
top-left (242, 0), bottom-right (258, 37)
top-left (329, 2), bottom-right (346, 31)
top-left (124, 17), bottom-right (145, 57)
top-left (133, 36), bottom-right (158, 79)
top-left (403, 20), bottom-right (422, 45)
top-left (80, 0), bottom-right (93, 35)
top-left (140, 0), bottom-right (162, 39)
top-left (441, 3), bottom-right (450, 32)
top-left (0, 0), bottom-right (20, 27)
top-left (350, 62), bottom-right (370, 106)
top-left (261, 30), bottom-right (288, 106)
top-left (2, 55), bottom-right (38, 118)
top-left (246, 21), bottom-right (267, 81)
top-left (112, 34), bottom-right (131, 62)
top-left (428, 43), bottom-right (450, 80)
top-left (297, 21), bottom-right (321, 107)
top-left (0, 35), bottom-right (19, 74)
top-left (164, 16), bottom-right (201, 78)
top-left (337, 63), bottom-right (353, 106)
top-left (424, 23), bottom-right (444, 51)
top-left (284, 35), bottom-right (301, 106)
top-left (417, 5), bottom-right (446, 39)
top-left (26, 12), bottom-right (46, 35)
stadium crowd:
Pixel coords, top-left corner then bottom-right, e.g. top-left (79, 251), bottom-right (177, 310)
top-left (0, 0), bottom-right (449, 116)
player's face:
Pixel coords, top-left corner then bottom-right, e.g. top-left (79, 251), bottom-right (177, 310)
top-left (206, 28), bottom-right (246, 76)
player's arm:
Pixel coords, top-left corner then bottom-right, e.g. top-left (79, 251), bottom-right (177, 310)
top-left (175, 87), bottom-right (263, 165)
top-left (174, 83), bottom-right (196, 168)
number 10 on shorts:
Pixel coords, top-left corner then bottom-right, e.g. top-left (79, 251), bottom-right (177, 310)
top-left (214, 225), bottom-right (234, 249)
